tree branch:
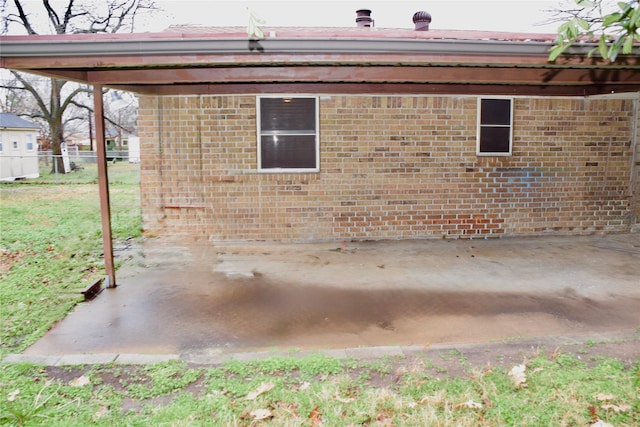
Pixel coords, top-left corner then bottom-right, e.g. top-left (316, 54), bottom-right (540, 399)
top-left (110, 0), bottom-right (139, 33)
top-left (61, 0), bottom-right (75, 32)
top-left (68, 99), bottom-right (92, 112)
top-left (10, 71), bottom-right (51, 121)
top-left (43, 0), bottom-right (63, 33)
top-left (11, 0), bottom-right (37, 34)
top-left (105, 115), bottom-right (134, 134)
top-left (59, 85), bottom-right (90, 113)
top-left (0, 83), bottom-right (27, 90)
top-left (71, 0), bottom-right (157, 34)
top-left (64, 114), bottom-right (86, 124)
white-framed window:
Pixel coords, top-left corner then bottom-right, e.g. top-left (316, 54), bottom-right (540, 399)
top-left (0, 133), bottom-right (3, 152)
top-left (26, 134), bottom-right (34, 151)
top-left (257, 96), bottom-right (319, 172)
top-left (12, 140), bottom-right (18, 150)
top-left (477, 97), bottom-right (513, 156)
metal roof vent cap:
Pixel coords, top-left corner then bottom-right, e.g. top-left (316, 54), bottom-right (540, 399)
top-left (356, 9), bottom-right (374, 27)
top-left (413, 11), bottom-right (431, 31)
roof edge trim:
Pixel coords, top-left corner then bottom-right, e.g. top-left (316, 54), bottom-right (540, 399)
top-left (0, 37), bottom-right (573, 58)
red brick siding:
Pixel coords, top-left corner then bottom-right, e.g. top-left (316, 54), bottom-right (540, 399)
top-left (632, 100), bottom-right (640, 230)
top-left (138, 95), bottom-right (635, 241)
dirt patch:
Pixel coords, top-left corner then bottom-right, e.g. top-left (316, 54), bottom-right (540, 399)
top-left (0, 249), bottom-right (27, 275)
top-left (403, 337), bottom-right (640, 380)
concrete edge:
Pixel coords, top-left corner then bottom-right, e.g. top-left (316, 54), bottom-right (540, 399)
top-left (3, 331), bottom-right (637, 367)
top-left (56, 353), bottom-right (119, 366)
top-left (115, 353), bottom-right (180, 364)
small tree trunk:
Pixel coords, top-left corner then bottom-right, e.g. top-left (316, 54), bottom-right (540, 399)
top-left (49, 124), bottom-right (66, 174)
top-left (49, 79), bottom-right (67, 174)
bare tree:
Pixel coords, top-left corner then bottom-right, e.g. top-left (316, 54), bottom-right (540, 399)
top-left (1, 0), bottom-right (156, 172)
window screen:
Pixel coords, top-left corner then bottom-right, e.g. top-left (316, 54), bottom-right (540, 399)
top-left (26, 134), bottom-right (34, 151)
top-left (258, 97), bottom-right (319, 171)
top-left (478, 98), bottom-right (512, 155)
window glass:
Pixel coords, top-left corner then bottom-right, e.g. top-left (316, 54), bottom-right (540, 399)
top-left (258, 96), bottom-right (319, 171)
top-left (479, 127), bottom-right (510, 153)
top-left (481, 99), bottom-right (511, 125)
top-left (260, 98), bottom-right (316, 132)
top-left (26, 134), bottom-right (34, 151)
top-left (260, 135), bottom-right (317, 169)
top-left (478, 98), bottom-right (512, 156)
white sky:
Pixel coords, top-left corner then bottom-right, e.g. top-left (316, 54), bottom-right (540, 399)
top-left (147, 0), bottom-right (569, 34)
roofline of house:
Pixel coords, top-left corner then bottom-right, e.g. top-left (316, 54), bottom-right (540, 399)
top-left (2, 33), bottom-right (639, 97)
top-left (0, 36), bottom-right (598, 59)
top-left (0, 113), bottom-right (40, 130)
top-left (0, 126), bottom-right (39, 130)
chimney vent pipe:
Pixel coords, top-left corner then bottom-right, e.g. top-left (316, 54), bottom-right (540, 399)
top-left (413, 11), bottom-right (431, 31)
top-left (356, 9), bottom-right (374, 28)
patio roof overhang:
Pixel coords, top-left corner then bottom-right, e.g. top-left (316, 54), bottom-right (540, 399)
top-left (2, 31), bottom-right (640, 96)
top-left (2, 29), bottom-right (640, 288)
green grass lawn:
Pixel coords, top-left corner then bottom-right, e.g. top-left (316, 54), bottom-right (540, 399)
top-left (0, 162), bottom-right (141, 355)
top-left (35, 158), bottom-right (140, 185)
top-left (0, 353), bottom-right (638, 426)
top-left (0, 166), bottom-right (638, 426)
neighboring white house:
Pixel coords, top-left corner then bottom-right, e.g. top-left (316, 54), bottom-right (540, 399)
top-left (0, 113), bottom-right (40, 181)
top-left (127, 136), bottom-right (140, 163)
top-left (105, 129), bottom-right (139, 163)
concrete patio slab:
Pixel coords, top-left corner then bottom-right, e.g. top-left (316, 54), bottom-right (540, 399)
top-left (19, 233), bottom-right (640, 360)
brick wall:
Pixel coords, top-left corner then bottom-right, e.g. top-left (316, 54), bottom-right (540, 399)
top-left (632, 98), bottom-right (640, 231)
top-left (138, 94), bottom-right (635, 242)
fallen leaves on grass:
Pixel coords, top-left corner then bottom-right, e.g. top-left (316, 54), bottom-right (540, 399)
top-left (593, 392), bottom-right (631, 413)
top-left (594, 393), bottom-right (615, 401)
top-left (272, 401), bottom-right (299, 418)
top-left (69, 375), bottom-right (91, 387)
top-left (308, 406), bottom-right (323, 426)
top-left (508, 364), bottom-right (527, 388)
top-left (298, 381), bottom-right (311, 391)
top-left (0, 249), bottom-right (26, 274)
top-left (7, 389), bottom-right (19, 402)
top-left (249, 408), bottom-right (273, 421)
top-left (94, 406), bottom-right (109, 419)
top-left (481, 394), bottom-right (493, 409)
top-left (455, 400), bottom-right (483, 409)
top-left (246, 382), bottom-right (275, 400)
top-left (418, 395), bottom-right (440, 405)
top-left (601, 404), bottom-right (631, 413)
top-left (375, 410), bottom-right (395, 425)
top-left (334, 392), bottom-right (355, 403)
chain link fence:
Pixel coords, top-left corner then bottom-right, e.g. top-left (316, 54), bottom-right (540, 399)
top-left (1, 150), bottom-right (139, 184)
top-left (1, 149), bottom-right (142, 241)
